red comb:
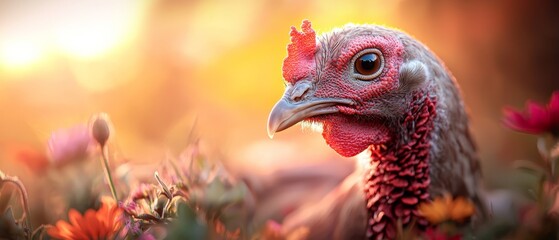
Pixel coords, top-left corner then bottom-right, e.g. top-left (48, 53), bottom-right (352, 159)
top-left (282, 20), bottom-right (317, 84)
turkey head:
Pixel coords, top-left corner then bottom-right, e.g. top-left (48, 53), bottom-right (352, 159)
top-left (267, 20), bottom-right (485, 239)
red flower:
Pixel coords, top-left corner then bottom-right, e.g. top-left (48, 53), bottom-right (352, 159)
top-left (423, 228), bottom-right (462, 240)
top-left (503, 91), bottom-right (559, 137)
top-left (10, 145), bottom-right (50, 174)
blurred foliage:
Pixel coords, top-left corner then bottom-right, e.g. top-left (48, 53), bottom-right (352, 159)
top-left (166, 202), bottom-right (208, 240)
top-left (0, 171), bottom-right (30, 239)
top-left (118, 141), bottom-right (254, 239)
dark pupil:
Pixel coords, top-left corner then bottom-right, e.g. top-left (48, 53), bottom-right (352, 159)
top-left (359, 53), bottom-right (378, 72)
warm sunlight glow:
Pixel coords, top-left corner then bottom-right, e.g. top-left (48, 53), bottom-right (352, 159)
top-left (55, 28), bottom-right (119, 59)
top-left (0, 40), bottom-right (42, 68)
top-left (50, 1), bottom-right (143, 60)
top-left (72, 61), bottom-right (133, 92)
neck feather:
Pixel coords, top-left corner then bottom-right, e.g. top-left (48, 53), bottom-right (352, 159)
top-left (364, 92), bottom-right (437, 239)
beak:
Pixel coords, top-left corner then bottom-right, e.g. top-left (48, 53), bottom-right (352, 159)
top-left (267, 81), bottom-right (354, 138)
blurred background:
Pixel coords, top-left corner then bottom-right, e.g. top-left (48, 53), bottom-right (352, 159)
top-left (0, 0), bottom-right (558, 220)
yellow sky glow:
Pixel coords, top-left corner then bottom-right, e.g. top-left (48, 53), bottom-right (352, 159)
top-left (0, 39), bottom-right (42, 68)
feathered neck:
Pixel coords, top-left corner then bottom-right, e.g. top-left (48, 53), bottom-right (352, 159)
top-left (364, 92), bottom-right (437, 239)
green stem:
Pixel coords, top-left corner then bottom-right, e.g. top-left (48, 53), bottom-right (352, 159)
top-left (100, 146), bottom-right (119, 201)
top-left (1, 177), bottom-right (32, 239)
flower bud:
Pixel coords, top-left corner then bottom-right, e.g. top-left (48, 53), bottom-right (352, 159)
top-left (90, 113), bottom-right (112, 148)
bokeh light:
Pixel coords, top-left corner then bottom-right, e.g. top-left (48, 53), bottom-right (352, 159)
top-left (0, 39), bottom-right (42, 69)
top-left (50, 0), bottom-right (143, 59)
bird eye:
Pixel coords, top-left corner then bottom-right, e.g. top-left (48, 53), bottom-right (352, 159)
top-left (352, 49), bottom-right (384, 80)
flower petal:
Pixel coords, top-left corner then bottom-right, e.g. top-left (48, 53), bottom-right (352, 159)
top-left (57, 220), bottom-right (89, 240)
top-left (527, 101), bottom-right (551, 127)
top-left (47, 222), bottom-right (72, 240)
top-left (503, 107), bottom-right (547, 134)
top-left (68, 209), bottom-right (84, 229)
top-left (418, 198), bottom-right (449, 224)
top-left (47, 200), bottom-right (121, 240)
top-left (12, 146), bottom-right (50, 174)
top-left (549, 91), bottom-right (559, 122)
top-left (84, 210), bottom-right (100, 239)
top-left (47, 124), bottom-right (92, 167)
top-left (449, 197), bottom-right (475, 222)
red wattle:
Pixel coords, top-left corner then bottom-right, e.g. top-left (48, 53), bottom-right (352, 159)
top-left (321, 115), bottom-right (391, 157)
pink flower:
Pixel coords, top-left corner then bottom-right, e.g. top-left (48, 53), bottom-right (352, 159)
top-left (138, 232), bottom-right (156, 240)
top-left (120, 201), bottom-right (139, 216)
top-left (129, 183), bottom-right (157, 202)
top-left (503, 91), bottom-right (559, 137)
top-left (47, 124), bottom-right (92, 166)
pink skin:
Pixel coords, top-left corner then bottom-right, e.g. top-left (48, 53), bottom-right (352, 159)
top-left (304, 35), bottom-right (405, 105)
top-left (312, 35), bottom-right (403, 103)
top-left (308, 35), bottom-right (405, 157)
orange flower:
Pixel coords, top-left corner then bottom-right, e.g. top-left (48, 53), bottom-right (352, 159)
top-left (214, 220), bottom-right (241, 240)
top-left (10, 145), bottom-right (50, 175)
top-left (47, 198), bottom-right (123, 240)
top-left (418, 194), bottom-right (475, 225)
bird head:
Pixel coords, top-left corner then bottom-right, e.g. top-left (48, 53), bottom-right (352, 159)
top-left (268, 20), bottom-right (439, 157)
